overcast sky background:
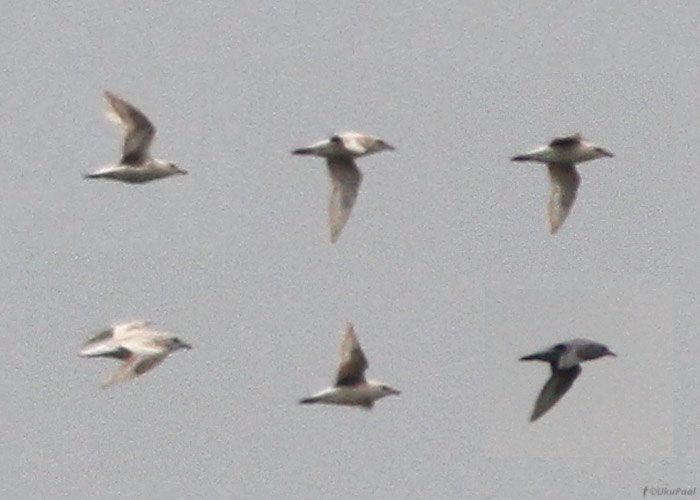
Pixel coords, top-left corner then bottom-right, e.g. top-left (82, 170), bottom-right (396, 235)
top-left (0, 2), bottom-right (698, 499)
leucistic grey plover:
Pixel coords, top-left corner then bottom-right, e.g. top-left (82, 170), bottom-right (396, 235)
top-left (299, 322), bottom-right (400, 409)
top-left (292, 132), bottom-right (395, 242)
top-left (520, 339), bottom-right (616, 422)
top-left (511, 133), bottom-right (613, 234)
top-left (79, 320), bottom-right (191, 388)
top-left (84, 91), bottom-right (187, 183)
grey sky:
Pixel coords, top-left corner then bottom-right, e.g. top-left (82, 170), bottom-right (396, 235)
top-left (1, 2), bottom-right (699, 499)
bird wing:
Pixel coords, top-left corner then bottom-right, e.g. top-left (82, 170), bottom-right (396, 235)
top-left (80, 326), bottom-right (130, 358)
top-left (327, 157), bottom-right (362, 243)
top-left (132, 353), bottom-right (168, 375)
top-left (104, 91), bottom-right (155, 166)
top-left (112, 320), bottom-right (151, 340)
top-left (79, 338), bottom-right (130, 358)
top-left (335, 323), bottom-right (368, 386)
top-left (101, 352), bottom-right (167, 388)
top-left (530, 365), bottom-right (581, 421)
top-left (82, 328), bottom-right (114, 347)
top-left (547, 163), bottom-right (580, 234)
top-left (549, 133), bottom-right (582, 149)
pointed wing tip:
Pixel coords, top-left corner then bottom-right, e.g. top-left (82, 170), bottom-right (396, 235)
top-left (341, 323), bottom-right (356, 344)
top-left (103, 90), bottom-right (122, 110)
top-left (329, 201), bottom-right (350, 242)
top-left (548, 211), bottom-right (568, 235)
top-left (343, 323), bottom-right (360, 348)
top-left (329, 222), bottom-right (346, 243)
top-left (100, 379), bottom-right (115, 389)
top-left (529, 402), bottom-right (550, 422)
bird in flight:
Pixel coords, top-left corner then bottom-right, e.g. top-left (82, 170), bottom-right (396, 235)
top-left (299, 322), bottom-right (400, 409)
top-left (511, 133), bottom-right (613, 233)
top-left (292, 132), bottom-right (395, 242)
top-left (79, 320), bottom-right (192, 388)
top-left (520, 339), bottom-right (616, 421)
top-left (84, 91), bottom-right (187, 183)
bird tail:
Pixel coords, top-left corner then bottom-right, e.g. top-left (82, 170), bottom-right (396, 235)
top-left (299, 397), bottom-right (320, 405)
top-left (292, 148), bottom-right (315, 155)
top-left (519, 352), bottom-right (551, 362)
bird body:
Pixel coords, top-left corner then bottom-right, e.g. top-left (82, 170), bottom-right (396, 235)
top-left (299, 381), bottom-right (395, 409)
top-left (512, 133), bottom-right (612, 164)
top-left (85, 159), bottom-right (184, 183)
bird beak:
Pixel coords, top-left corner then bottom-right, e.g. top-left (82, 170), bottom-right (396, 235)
top-left (383, 143), bottom-right (396, 151)
top-left (606, 350), bottom-right (617, 357)
top-left (181, 342), bottom-right (193, 350)
top-left (389, 388), bottom-right (401, 396)
top-left (599, 148), bottom-right (615, 158)
top-left (177, 167), bottom-right (188, 175)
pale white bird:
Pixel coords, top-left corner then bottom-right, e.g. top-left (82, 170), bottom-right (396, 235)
top-left (299, 322), bottom-right (400, 409)
top-left (84, 91), bottom-right (187, 183)
top-left (292, 132), bottom-right (395, 242)
top-left (511, 133), bottom-right (614, 234)
top-left (520, 339), bottom-right (616, 422)
top-left (79, 320), bottom-right (191, 388)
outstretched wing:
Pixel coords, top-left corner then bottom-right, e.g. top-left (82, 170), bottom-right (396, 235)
top-left (530, 365), bottom-right (581, 421)
top-left (335, 323), bottom-right (368, 386)
top-left (547, 163), bottom-right (580, 234)
top-left (104, 91), bottom-right (155, 166)
top-left (327, 157), bottom-right (362, 243)
top-left (101, 352), bottom-right (167, 388)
